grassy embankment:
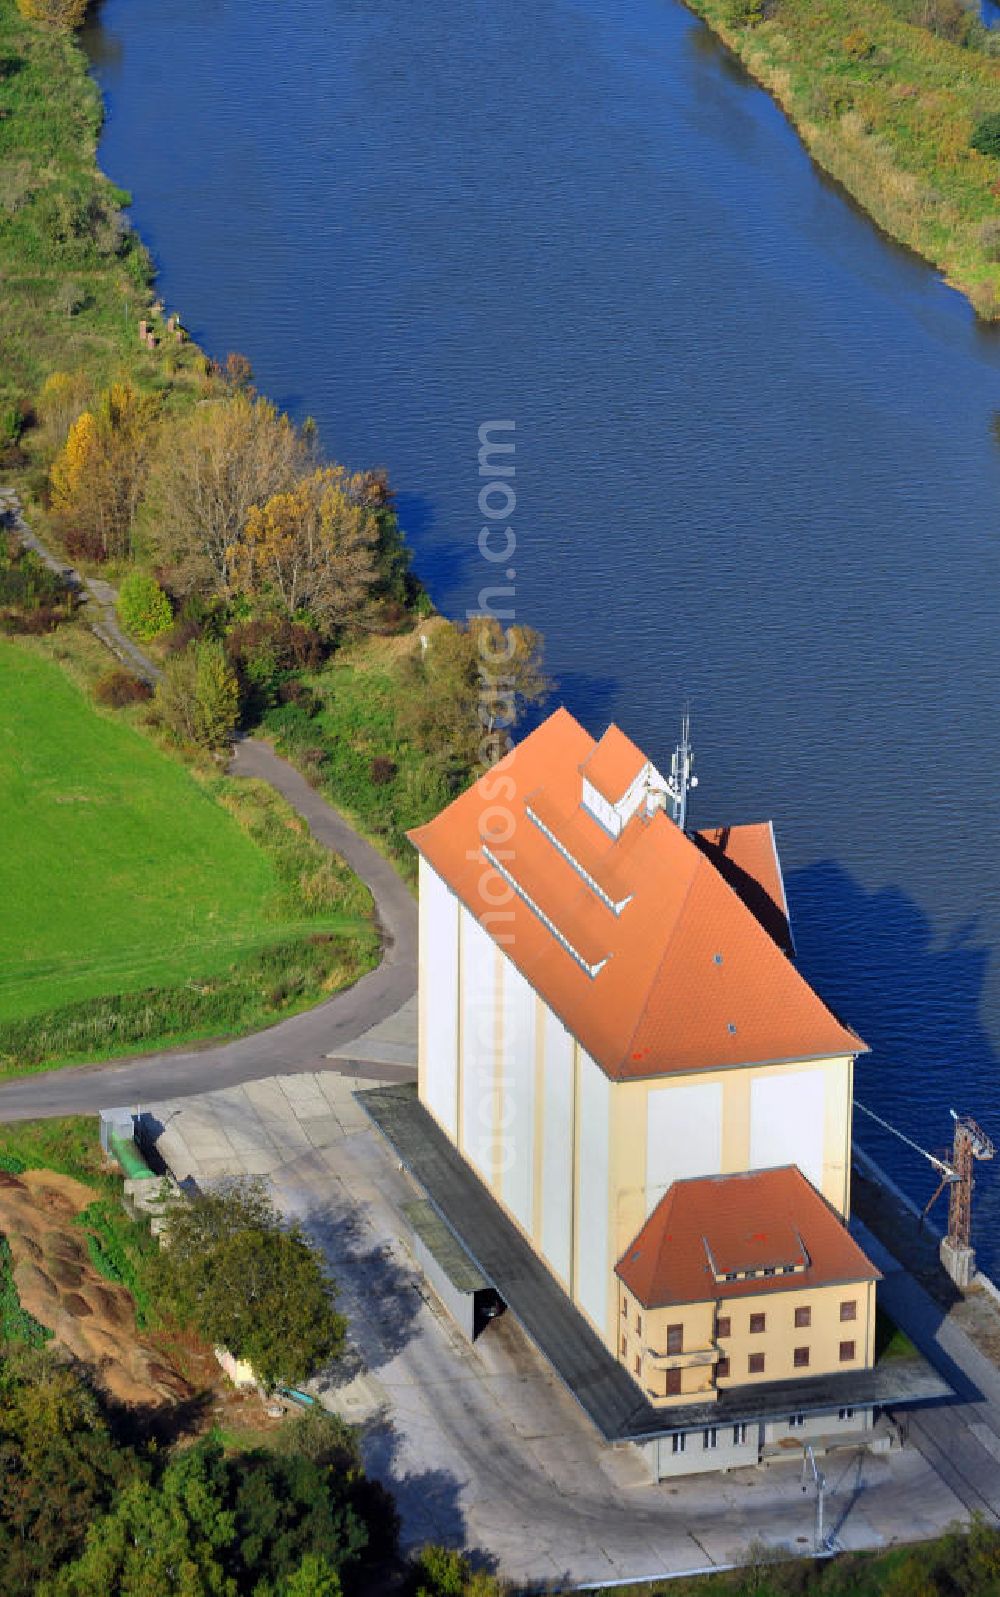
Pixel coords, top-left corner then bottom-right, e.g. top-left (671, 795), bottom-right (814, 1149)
top-left (0, 0), bottom-right (205, 438)
top-left (686, 0), bottom-right (1000, 315)
top-left (0, 632), bottom-right (377, 1075)
top-left (0, 0), bottom-right (387, 1072)
top-left (262, 626), bottom-right (455, 885)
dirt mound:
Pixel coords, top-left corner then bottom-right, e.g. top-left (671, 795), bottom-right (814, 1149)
top-left (0, 1170), bottom-right (190, 1410)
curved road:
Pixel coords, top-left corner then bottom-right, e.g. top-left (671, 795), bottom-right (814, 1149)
top-left (0, 492), bottom-right (417, 1121)
top-left (0, 739), bottom-right (416, 1120)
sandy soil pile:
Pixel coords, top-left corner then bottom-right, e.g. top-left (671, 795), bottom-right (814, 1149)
top-left (0, 1169), bottom-right (191, 1408)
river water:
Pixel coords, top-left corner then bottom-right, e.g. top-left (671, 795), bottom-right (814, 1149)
top-left (84, 0), bottom-right (1000, 1265)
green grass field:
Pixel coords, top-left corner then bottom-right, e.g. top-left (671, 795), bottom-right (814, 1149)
top-left (0, 637), bottom-right (372, 1031)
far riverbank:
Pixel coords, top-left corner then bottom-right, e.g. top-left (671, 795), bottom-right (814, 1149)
top-left (682, 0), bottom-right (1000, 317)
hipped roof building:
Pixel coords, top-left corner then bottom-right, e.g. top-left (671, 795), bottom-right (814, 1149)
top-left (408, 707), bottom-right (879, 1423)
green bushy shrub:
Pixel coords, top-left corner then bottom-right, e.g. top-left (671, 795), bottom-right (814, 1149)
top-left (116, 570), bottom-right (172, 641)
top-left (971, 112), bottom-right (1000, 158)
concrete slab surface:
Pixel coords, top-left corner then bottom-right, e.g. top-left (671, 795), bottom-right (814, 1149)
top-left (142, 1068), bottom-right (972, 1586)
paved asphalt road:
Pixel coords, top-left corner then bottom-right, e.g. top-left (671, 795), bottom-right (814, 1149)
top-left (0, 737), bottom-right (417, 1120)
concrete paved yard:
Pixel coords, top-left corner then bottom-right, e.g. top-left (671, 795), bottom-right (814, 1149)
top-left (147, 1069), bottom-right (968, 1587)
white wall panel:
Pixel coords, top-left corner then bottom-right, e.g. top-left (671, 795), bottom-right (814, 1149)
top-left (577, 1052), bottom-right (611, 1335)
top-left (541, 1006), bottom-right (574, 1282)
top-left (460, 907), bottom-right (500, 1180)
top-left (420, 859), bottom-right (460, 1137)
top-left (499, 953), bottom-right (536, 1229)
top-left (750, 1069), bottom-right (825, 1191)
top-left (645, 1081), bottom-right (723, 1215)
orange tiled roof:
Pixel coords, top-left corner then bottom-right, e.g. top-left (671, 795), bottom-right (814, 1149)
top-left (695, 823), bottom-right (794, 955)
top-left (616, 1167), bottom-right (880, 1308)
top-left (407, 706), bottom-right (865, 1081)
top-left (580, 724), bottom-right (648, 802)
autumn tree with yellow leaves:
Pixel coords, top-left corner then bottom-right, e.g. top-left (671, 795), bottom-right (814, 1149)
top-left (36, 370), bottom-right (90, 452)
top-left (228, 467), bottom-right (381, 638)
top-left (49, 382), bottom-right (158, 562)
top-left (15, 0), bottom-right (87, 28)
top-left (144, 394), bottom-right (307, 596)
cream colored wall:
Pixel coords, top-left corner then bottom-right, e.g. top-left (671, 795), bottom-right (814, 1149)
top-left (617, 1277), bottom-right (874, 1407)
top-left (609, 1055), bottom-right (854, 1279)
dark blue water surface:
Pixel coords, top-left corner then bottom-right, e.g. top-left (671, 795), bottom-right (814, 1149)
top-left (84, 0), bottom-right (1000, 1263)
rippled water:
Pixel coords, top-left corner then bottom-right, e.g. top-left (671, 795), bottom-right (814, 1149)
top-left (84, 0), bottom-right (1000, 1264)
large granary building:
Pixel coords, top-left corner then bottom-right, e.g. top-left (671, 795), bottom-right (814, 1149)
top-left (365, 707), bottom-right (944, 1476)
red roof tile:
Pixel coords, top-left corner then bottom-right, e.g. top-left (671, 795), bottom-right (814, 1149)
top-left (580, 724), bottom-right (648, 803)
top-left (408, 707), bottom-right (865, 1081)
top-left (695, 823), bottom-right (793, 955)
top-left (616, 1167), bottom-right (880, 1308)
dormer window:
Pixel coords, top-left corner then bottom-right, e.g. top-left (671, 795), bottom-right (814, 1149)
top-left (579, 726), bottom-right (667, 837)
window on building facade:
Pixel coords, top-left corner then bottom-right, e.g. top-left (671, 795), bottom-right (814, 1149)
top-left (666, 1367), bottom-right (682, 1396)
top-left (636, 1312), bottom-right (642, 1336)
top-left (838, 1407), bottom-right (855, 1422)
top-left (622, 1298), bottom-right (628, 1319)
top-left (717, 1356), bottom-right (730, 1379)
top-left (703, 1427), bottom-right (718, 1449)
top-left (749, 1312), bottom-right (766, 1334)
top-left (635, 1353), bottom-right (642, 1377)
top-left (840, 1300), bottom-right (857, 1322)
top-left (671, 1432), bottom-right (686, 1455)
top-left (733, 1423), bottom-right (749, 1445)
top-left (717, 1315), bottom-right (731, 1338)
top-left (748, 1352), bottom-right (765, 1374)
top-left (667, 1323), bottom-right (683, 1355)
top-left (621, 1334), bottom-right (628, 1357)
top-left (794, 1306), bottom-right (811, 1328)
top-left (839, 1340), bottom-right (856, 1362)
top-left (788, 1414), bottom-right (805, 1429)
top-left (794, 1346), bottom-right (810, 1368)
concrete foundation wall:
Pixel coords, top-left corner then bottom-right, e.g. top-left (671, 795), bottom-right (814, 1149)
top-left (644, 1404), bottom-right (875, 1479)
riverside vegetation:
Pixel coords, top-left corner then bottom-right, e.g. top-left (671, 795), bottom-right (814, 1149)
top-left (0, 0), bottom-right (548, 1067)
top-left (687, 0), bottom-right (1000, 315)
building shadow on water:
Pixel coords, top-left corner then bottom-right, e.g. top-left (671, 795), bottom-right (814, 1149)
top-left (785, 859), bottom-right (1000, 1275)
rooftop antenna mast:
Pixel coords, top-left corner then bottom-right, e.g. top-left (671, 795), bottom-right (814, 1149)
top-left (667, 707), bottom-right (698, 832)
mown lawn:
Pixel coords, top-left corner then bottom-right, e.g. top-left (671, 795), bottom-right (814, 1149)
top-left (0, 637), bottom-right (374, 1037)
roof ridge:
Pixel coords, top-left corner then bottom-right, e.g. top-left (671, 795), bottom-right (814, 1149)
top-left (615, 836), bottom-right (704, 1076)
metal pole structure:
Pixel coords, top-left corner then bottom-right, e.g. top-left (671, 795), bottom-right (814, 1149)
top-left (946, 1111), bottom-right (995, 1251)
top-left (667, 709), bottom-right (698, 833)
top-left (802, 1445), bottom-right (828, 1554)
